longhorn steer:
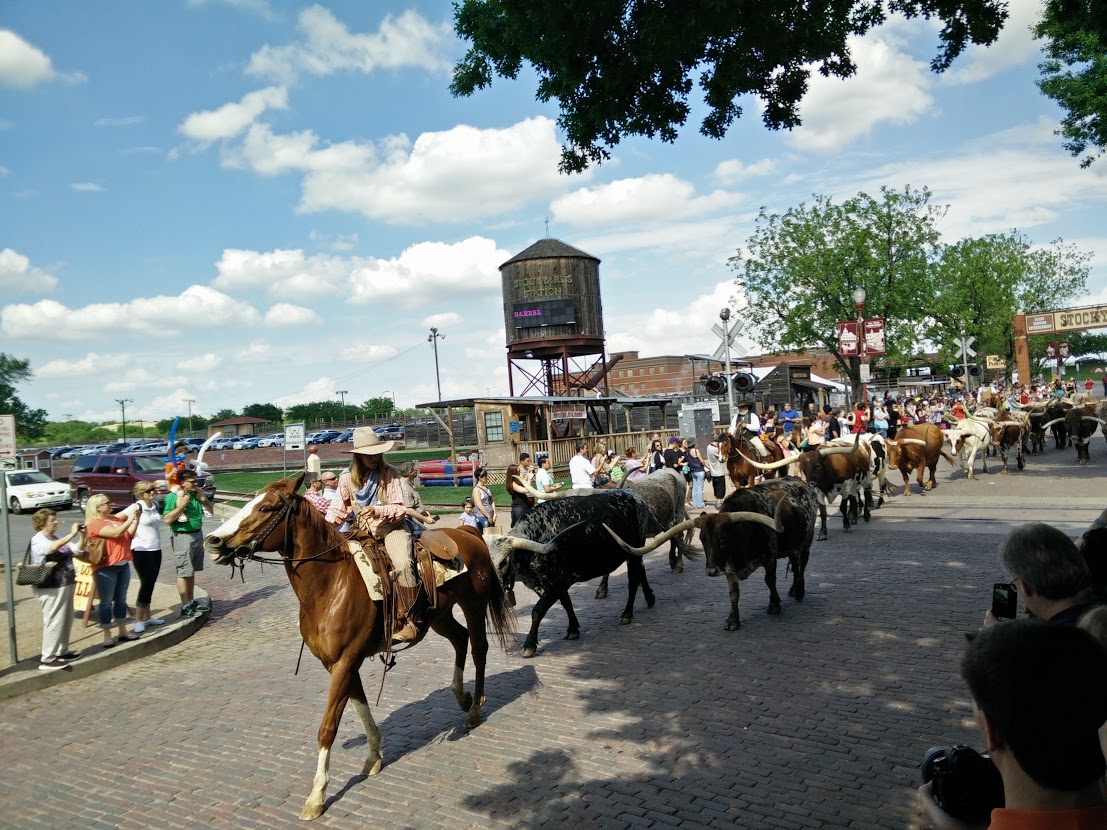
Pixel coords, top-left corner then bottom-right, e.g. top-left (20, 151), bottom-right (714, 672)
top-left (884, 423), bottom-right (953, 495)
top-left (1043, 402), bottom-right (1106, 465)
top-left (945, 416), bottom-right (992, 479)
top-left (485, 490), bottom-right (658, 658)
top-left (989, 413), bottom-right (1028, 473)
top-left (1045, 399), bottom-right (1073, 449)
top-left (605, 478), bottom-right (815, 630)
top-left (737, 435), bottom-right (877, 541)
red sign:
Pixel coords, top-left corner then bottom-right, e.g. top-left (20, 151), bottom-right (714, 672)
top-left (863, 317), bottom-right (886, 356)
top-left (838, 321), bottom-right (860, 357)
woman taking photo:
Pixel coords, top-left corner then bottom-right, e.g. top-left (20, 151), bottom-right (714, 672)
top-left (28, 509), bottom-right (83, 670)
top-left (85, 493), bottom-right (139, 648)
top-left (121, 482), bottom-right (165, 634)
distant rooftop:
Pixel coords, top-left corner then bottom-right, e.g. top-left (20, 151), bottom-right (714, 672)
top-left (500, 238), bottom-right (600, 269)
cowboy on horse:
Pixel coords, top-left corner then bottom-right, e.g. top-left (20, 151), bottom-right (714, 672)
top-left (730, 401), bottom-right (769, 458)
top-left (325, 427), bottom-right (423, 642)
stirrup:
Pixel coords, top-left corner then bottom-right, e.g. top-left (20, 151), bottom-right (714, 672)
top-left (392, 620), bottom-right (419, 643)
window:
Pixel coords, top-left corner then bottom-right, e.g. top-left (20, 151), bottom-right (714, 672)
top-left (484, 411), bottom-right (504, 442)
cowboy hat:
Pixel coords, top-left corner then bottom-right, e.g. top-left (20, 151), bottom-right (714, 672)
top-left (346, 426), bottom-right (394, 455)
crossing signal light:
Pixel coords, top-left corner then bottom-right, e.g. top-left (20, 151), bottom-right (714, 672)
top-left (732, 372), bottom-right (757, 392)
top-left (950, 366), bottom-right (965, 378)
top-left (968, 364), bottom-right (981, 377)
top-left (703, 375), bottom-right (728, 396)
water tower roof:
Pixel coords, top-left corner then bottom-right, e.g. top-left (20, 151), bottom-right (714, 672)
top-left (500, 238), bottom-right (600, 269)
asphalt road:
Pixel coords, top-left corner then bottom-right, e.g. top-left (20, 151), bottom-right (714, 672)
top-left (0, 444), bottom-right (1103, 829)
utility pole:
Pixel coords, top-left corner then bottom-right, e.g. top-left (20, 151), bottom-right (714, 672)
top-left (184, 398), bottom-right (195, 436)
top-left (428, 327), bottom-right (445, 402)
top-left (336, 390), bottom-right (348, 422)
top-left (116, 399), bottom-right (133, 443)
top-left (719, 309), bottom-right (735, 416)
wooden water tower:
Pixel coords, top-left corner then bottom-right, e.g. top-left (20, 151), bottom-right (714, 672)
top-left (501, 238), bottom-right (610, 397)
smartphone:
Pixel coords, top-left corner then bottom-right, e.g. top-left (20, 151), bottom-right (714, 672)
top-left (992, 582), bottom-right (1017, 620)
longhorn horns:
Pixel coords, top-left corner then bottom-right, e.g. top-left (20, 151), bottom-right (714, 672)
top-left (602, 500), bottom-right (786, 556)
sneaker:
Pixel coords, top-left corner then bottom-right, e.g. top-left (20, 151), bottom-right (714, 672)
top-left (146, 617), bottom-right (166, 626)
top-left (181, 601), bottom-right (197, 617)
top-left (60, 651), bottom-right (80, 661)
top-left (38, 658), bottom-right (70, 671)
top-left (133, 621), bottom-right (146, 634)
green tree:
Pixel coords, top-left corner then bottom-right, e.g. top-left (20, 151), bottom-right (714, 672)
top-left (211, 408), bottom-right (237, 422)
top-left (732, 186), bottom-right (945, 398)
top-left (1035, 0), bottom-right (1107, 167)
top-left (0, 353), bottom-right (49, 439)
top-left (452, 0), bottom-right (1008, 172)
top-left (285, 400), bottom-right (347, 425)
top-left (362, 396), bottom-right (395, 419)
top-left (242, 402), bottom-right (283, 422)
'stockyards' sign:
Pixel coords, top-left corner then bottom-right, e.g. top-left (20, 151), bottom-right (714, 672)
top-left (1024, 303), bottom-right (1107, 335)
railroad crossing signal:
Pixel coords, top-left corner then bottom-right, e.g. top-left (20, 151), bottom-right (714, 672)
top-left (954, 336), bottom-right (977, 362)
top-left (711, 317), bottom-right (748, 360)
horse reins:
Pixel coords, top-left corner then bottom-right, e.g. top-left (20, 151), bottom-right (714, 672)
top-left (226, 496), bottom-right (352, 574)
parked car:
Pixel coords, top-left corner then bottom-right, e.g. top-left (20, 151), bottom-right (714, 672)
top-left (307, 430), bottom-right (341, 444)
top-left (209, 437), bottom-right (238, 450)
top-left (5, 470), bottom-right (73, 514)
top-left (334, 428), bottom-right (355, 443)
top-left (49, 446), bottom-right (74, 459)
top-left (232, 436), bottom-right (262, 450)
top-left (68, 452), bottom-right (216, 510)
top-left (257, 433), bottom-right (285, 448)
top-left (374, 426), bottom-right (405, 441)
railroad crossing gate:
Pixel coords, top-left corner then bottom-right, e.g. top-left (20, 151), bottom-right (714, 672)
top-left (1013, 302), bottom-right (1107, 384)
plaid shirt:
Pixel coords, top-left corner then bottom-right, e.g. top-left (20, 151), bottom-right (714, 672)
top-left (303, 490), bottom-right (331, 515)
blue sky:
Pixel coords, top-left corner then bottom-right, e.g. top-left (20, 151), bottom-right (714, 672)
top-left (2, 0), bottom-right (1106, 427)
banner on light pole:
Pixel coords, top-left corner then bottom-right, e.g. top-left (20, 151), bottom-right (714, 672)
top-left (838, 321), bottom-right (860, 357)
top-left (863, 318), bottom-right (886, 356)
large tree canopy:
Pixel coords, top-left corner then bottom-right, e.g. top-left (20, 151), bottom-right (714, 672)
top-left (732, 186), bottom-right (945, 397)
top-left (1035, 0), bottom-right (1107, 168)
top-left (452, 0), bottom-right (1008, 172)
top-left (0, 353), bottom-right (48, 440)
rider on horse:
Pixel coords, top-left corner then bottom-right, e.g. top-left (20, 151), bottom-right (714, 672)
top-left (325, 427), bottom-right (422, 643)
top-left (730, 402), bottom-right (768, 457)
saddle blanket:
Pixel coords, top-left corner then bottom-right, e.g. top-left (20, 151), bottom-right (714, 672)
top-left (348, 539), bottom-right (467, 602)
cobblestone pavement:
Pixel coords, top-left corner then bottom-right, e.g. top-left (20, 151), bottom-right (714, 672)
top-left (0, 448), bottom-right (1103, 829)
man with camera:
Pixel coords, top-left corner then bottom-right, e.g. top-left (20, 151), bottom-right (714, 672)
top-left (920, 620), bottom-right (1107, 828)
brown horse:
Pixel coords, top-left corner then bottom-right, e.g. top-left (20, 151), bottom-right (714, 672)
top-left (726, 431), bottom-right (787, 489)
top-left (203, 474), bottom-right (514, 821)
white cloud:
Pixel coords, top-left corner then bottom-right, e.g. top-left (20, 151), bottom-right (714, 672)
top-left (178, 85), bottom-right (288, 144)
top-left (337, 342), bottom-right (399, 362)
top-left (94, 115), bottom-right (144, 127)
top-left (246, 6), bottom-right (450, 85)
top-left (551, 174), bottom-right (743, 227)
top-left (264, 302), bottom-right (321, 325)
top-left (221, 116), bottom-right (574, 223)
top-left (1, 285), bottom-right (259, 339)
top-left (37, 352), bottom-right (127, 378)
top-left (188, 0), bottom-right (277, 20)
top-left (0, 30), bottom-right (85, 88)
top-left (70, 182), bottom-right (104, 192)
top-left (941, 0), bottom-right (1043, 86)
top-left (272, 377), bottom-right (337, 409)
top-left (176, 353), bottom-right (223, 373)
top-left (0, 166), bottom-right (9, 176)
top-left (714, 158), bottom-right (779, 184)
top-left (791, 33), bottom-right (935, 151)
top-left (422, 311), bottom-right (462, 329)
top-left (0, 248), bottom-right (58, 292)
top-left (213, 236), bottom-right (510, 305)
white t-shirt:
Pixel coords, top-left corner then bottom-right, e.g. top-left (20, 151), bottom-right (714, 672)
top-left (322, 487), bottom-right (337, 503)
top-left (534, 467), bottom-right (556, 502)
top-left (123, 501), bottom-right (162, 551)
top-left (569, 454), bottom-right (596, 489)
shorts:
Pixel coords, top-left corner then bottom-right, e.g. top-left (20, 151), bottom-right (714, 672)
top-left (171, 530), bottom-right (205, 578)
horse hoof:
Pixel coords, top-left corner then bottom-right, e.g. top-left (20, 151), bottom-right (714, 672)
top-left (619, 614), bottom-right (633, 625)
top-left (817, 532), bottom-right (827, 542)
top-left (594, 588), bottom-right (608, 600)
top-left (300, 801), bottom-right (324, 821)
top-left (724, 618), bottom-right (740, 631)
top-left (768, 603), bottom-right (782, 615)
top-left (460, 692), bottom-right (474, 711)
top-left (863, 514), bottom-right (871, 523)
top-left (565, 629), bottom-right (580, 640)
top-left (645, 593), bottom-right (656, 608)
top-left (521, 645), bottom-right (537, 658)
top-left (671, 562), bottom-right (684, 573)
top-left (464, 710), bottom-right (482, 730)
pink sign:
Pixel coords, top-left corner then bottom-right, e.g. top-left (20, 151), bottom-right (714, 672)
top-left (838, 321), bottom-right (860, 357)
top-left (863, 317), bottom-right (886, 356)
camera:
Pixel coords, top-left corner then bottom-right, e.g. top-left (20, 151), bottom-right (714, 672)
top-left (921, 745), bottom-right (1003, 822)
top-left (992, 582), bottom-right (1017, 620)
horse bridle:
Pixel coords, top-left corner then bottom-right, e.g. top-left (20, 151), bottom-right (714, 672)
top-left (224, 494), bottom-right (351, 575)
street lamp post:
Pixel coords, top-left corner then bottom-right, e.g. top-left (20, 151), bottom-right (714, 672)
top-left (184, 398), bottom-right (195, 436)
top-left (719, 308), bottom-right (735, 417)
top-left (115, 398), bottom-right (133, 443)
top-left (851, 287), bottom-right (868, 404)
top-left (381, 390), bottom-right (396, 416)
top-left (428, 327), bottom-right (445, 402)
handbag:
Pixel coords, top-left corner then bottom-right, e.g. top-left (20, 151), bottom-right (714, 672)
top-left (591, 473), bottom-right (611, 487)
top-left (77, 533), bottom-right (107, 566)
top-left (16, 541), bottom-right (58, 587)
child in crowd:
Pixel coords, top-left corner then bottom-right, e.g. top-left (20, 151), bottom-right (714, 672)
top-left (459, 497), bottom-right (481, 530)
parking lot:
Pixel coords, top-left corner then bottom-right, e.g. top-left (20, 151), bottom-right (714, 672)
top-left (0, 446), bottom-right (1102, 828)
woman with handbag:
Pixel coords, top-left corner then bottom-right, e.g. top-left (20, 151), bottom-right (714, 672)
top-left (85, 493), bottom-right (140, 649)
top-left (27, 509), bottom-right (83, 671)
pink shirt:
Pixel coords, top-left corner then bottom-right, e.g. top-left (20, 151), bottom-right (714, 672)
top-left (325, 465), bottom-right (406, 526)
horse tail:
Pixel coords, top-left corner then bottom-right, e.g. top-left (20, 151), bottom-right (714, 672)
top-left (483, 563), bottom-right (516, 652)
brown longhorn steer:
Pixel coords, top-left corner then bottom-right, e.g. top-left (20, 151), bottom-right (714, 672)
top-left (988, 413), bottom-right (1029, 473)
top-left (1043, 401), bottom-right (1106, 466)
top-left (884, 423), bottom-right (953, 495)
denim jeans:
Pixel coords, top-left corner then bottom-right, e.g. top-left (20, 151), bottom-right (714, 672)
top-left (94, 563), bottom-right (131, 629)
top-left (691, 471), bottom-right (706, 508)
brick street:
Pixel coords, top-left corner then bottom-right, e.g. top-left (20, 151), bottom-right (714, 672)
top-left (1, 450), bottom-right (1103, 829)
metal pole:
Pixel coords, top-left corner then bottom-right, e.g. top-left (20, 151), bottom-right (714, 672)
top-left (336, 390), bottom-right (348, 421)
top-left (116, 398), bottom-right (132, 443)
top-left (1, 468), bottom-right (16, 664)
top-left (184, 398), bottom-right (195, 436)
top-left (720, 309), bottom-right (734, 417)
top-left (962, 330), bottom-right (970, 396)
top-left (428, 327), bottom-right (444, 402)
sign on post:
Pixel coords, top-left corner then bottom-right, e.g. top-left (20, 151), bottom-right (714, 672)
top-left (0, 414), bottom-right (14, 458)
top-left (863, 318), bottom-right (886, 356)
top-left (285, 423), bottom-right (305, 451)
top-left (551, 404), bottom-right (586, 420)
top-left (838, 321), bottom-right (860, 357)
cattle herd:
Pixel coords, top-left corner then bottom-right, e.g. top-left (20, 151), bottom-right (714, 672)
top-left (492, 397), bottom-right (1107, 654)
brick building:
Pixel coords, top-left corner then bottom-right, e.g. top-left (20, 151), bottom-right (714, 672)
top-left (605, 352), bottom-right (727, 397)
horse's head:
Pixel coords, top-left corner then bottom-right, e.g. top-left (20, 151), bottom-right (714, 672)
top-left (204, 474), bottom-right (305, 565)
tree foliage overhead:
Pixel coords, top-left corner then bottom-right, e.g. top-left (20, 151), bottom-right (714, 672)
top-left (732, 186), bottom-right (946, 395)
top-left (1035, 0), bottom-right (1107, 168)
top-left (452, 0), bottom-right (1008, 172)
top-left (242, 402), bottom-right (283, 422)
top-left (0, 353), bottom-right (49, 439)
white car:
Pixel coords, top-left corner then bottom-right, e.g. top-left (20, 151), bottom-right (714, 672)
top-left (256, 433), bottom-right (285, 448)
top-left (5, 470), bottom-right (73, 514)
